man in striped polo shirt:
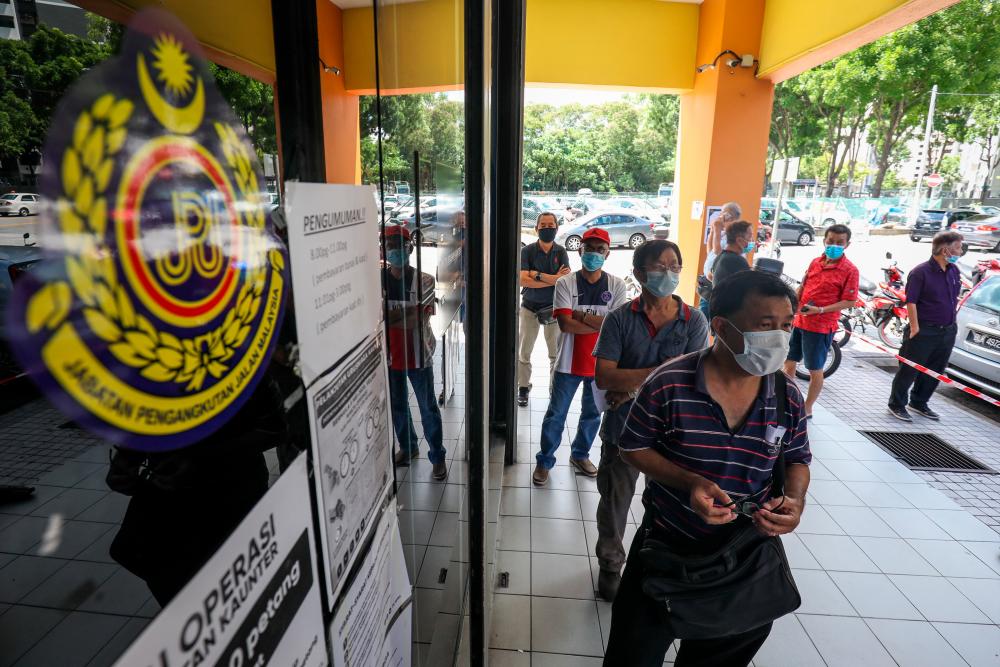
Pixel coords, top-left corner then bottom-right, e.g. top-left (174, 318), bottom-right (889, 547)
top-left (604, 270), bottom-right (811, 666)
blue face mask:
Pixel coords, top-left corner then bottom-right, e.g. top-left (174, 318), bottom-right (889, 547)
top-left (824, 244), bottom-right (845, 260)
top-left (642, 271), bottom-right (680, 298)
top-left (946, 254), bottom-right (959, 264)
top-left (581, 251), bottom-right (606, 272)
top-left (743, 241), bottom-right (756, 255)
top-left (387, 248), bottom-right (410, 267)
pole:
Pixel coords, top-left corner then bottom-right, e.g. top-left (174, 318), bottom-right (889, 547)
top-left (911, 84), bottom-right (938, 221)
top-left (769, 157), bottom-right (790, 255)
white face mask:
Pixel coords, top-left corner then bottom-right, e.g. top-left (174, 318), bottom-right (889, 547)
top-left (718, 320), bottom-right (791, 376)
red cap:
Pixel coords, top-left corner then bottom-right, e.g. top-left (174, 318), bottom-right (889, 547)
top-left (582, 227), bottom-right (611, 245)
top-left (384, 224), bottom-right (410, 240)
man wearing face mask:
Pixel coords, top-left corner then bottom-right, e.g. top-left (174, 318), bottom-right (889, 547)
top-left (604, 270), bottom-right (811, 666)
top-left (783, 224), bottom-right (858, 418)
top-left (533, 227), bottom-right (628, 486)
top-left (888, 230), bottom-right (964, 422)
top-left (698, 201), bottom-right (742, 319)
top-left (592, 240), bottom-right (709, 601)
top-left (384, 225), bottom-right (447, 481)
top-left (518, 212), bottom-right (571, 407)
top-left (710, 220), bottom-right (754, 290)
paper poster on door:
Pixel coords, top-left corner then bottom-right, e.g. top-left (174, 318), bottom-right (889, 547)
top-left (307, 328), bottom-right (394, 610)
top-left (284, 182), bottom-right (382, 386)
top-left (113, 453), bottom-right (327, 667)
top-left (703, 205), bottom-right (723, 244)
top-left (330, 504), bottom-right (411, 667)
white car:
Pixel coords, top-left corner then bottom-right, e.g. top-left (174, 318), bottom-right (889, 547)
top-left (0, 193), bottom-right (41, 217)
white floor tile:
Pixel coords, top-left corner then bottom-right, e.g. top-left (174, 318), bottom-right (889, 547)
top-left (852, 536), bottom-right (939, 576)
top-left (905, 539), bottom-right (1000, 579)
top-left (797, 505), bottom-right (846, 535)
top-left (491, 594), bottom-right (531, 650)
top-left (863, 460), bottom-right (926, 484)
top-left (822, 460), bottom-right (883, 482)
top-left (753, 614), bottom-right (826, 667)
top-left (949, 578), bottom-right (1000, 625)
top-left (798, 614), bottom-right (896, 667)
top-left (780, 533), bottom-right (821, 570)
top-left (531, 553), bottom-right (594, 600)
top-left (847, 481), bottom-right (914, 508)
top-left (531, 652), bottom-right (604, 667)
top-left (495, 550), bottom-right (531, 596)
top-left (530, 597), bottom-right (603, 657)
top-left (825, 506), bottom-right (898, 538)
top-left (865, 618), bottom-right (967, 667)
top-left (871, 508), bottom-right (952, 540)
top-left (932, 621), bottom-right (1000, 667)
top-left (501, 487), bottom-right (531, 516)
top-left (806, 480), bottom-right (866, 507)
top-left (791, 569), bottom-right (857, 616)
top-left (799, 534), bottom-right (879, 573)
top-left (920, 509), bottom-right (1000, 542)
top-left (529, 489), bottom-right (582, 520)
top-left (500, 516), bottom-right (532, 552)
top-left (889, 575), bottom-right (990, 623)
top-left (827, 571), bottom-right (923, 620)
top-left (887, 483), bottom-right (960, 510)
top-left (416, 546), bottom-right (453, 589)
top-left (530, 518), bottom-right (588, 555)
top-left (960, 540), bottom-right (1000, 576)
top-left (488, 649), bottom-right (530, 667)
top-left (578, 491), bottom-right (600, 521)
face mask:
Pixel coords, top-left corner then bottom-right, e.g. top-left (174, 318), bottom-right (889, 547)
top-left (743, 241), bottom-right (756, 255)
top-left (581, 251), bottom-right (605, 272)
top-left (386, 248), bottom-right (409, 267)
top-left (537, 227), bottom-right (557, 243)
top-left (824, 244), bottom-right (845, 260)
top-left (717, 320), bottom-right (791, 376)
top-left (946, 254), bottom-right (959, 264)
top-left (642, 271), bottom-right (680, 298)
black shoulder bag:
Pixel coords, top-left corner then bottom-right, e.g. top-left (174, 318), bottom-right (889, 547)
top-left (637, 371), bottom-right (801, 639)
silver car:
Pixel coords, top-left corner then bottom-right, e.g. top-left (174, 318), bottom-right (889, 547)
top-left (0, 193), bottom-right (41, 217)
top-left (554, 208), bottom-right (655, 251)
top-left (952, 214), bottom-right (1000, 253)
top-left (948, 271), bottom-right (1000, 396)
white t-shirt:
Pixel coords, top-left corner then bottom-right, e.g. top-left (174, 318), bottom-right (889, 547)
top-left (551, 271), bottom-right (628, 377)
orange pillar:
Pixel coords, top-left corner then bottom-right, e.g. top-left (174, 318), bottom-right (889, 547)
top-left (316, 0), bottom-right (362, 184)
top-left (674, 0), bottom-right (774, 303)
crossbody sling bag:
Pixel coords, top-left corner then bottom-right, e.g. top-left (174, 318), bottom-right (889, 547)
top-left (637, 370), bottom-right (801, 639)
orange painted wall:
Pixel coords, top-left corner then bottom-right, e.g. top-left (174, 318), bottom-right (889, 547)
top-left (674, 0), bottom-right (774, 303)
top-left (316, 0), bottom-right (361, 184)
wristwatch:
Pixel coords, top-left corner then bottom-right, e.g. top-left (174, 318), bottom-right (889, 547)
top-left (535, 271), bottom-right (543, 282)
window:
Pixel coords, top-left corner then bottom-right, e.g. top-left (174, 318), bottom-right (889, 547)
top-left (22, 195), bottom-right (35, 202)
top-left (1, 194), bottom-right (16, 201)
top-left (0, 16), bottom-right (13, 29)
top-left (966, 276), bottom-right (1000, 315)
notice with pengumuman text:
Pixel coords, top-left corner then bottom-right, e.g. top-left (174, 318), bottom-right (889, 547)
top-left (285, 183), bottom-right (381, 386)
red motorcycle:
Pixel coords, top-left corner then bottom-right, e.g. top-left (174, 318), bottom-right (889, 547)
top-left (837, 252), bottom-right (908, 349)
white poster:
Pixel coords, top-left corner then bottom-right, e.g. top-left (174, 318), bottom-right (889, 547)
top-left (113, 454), bottom-right (328, 667)
top-left (308, 329), bottom-right (394, 609)
top-left (284, 182), bottom-right (382, 386)
top-left (331, 505), bottom-right (412, 667)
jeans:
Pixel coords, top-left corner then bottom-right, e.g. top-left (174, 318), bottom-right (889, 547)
top-left (603, 518), bottom-right (773, 666)
top-left (698, 295), bottom-right (710, 321)
top-left (595, 439), bottom-right (640, 574)
top-left (889, 323), bottom-right (957, 410)
top-left (536, 371), bottom-right (601, 469)
top-left (388, 367), bottom-right (446, 465)
top-left (518, 306), bottom-right (559, 389)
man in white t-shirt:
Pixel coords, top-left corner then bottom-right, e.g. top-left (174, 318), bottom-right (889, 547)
top-left (532, 227), bottom-right (628, 486)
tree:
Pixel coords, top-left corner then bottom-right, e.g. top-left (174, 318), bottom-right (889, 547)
top-left (210, 64), bottom-right (277, 158)
top-left (966, 94), bottom-right (1000, 201)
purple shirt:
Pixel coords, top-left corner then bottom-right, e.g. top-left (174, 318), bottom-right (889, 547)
top-left (905, 259), bottom-right (961, 326)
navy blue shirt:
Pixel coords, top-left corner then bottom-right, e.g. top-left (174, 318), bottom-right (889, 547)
top-left (620, 349), bottom-right (811, 541)
top-left (592, 297), bottom-right (709, 444)
top-left (905, 258), bottom-right (961, 326)
top-left (520, 241), bottom-right (570, 312)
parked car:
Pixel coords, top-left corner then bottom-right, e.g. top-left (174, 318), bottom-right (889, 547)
top-left (0, 193), bottom-right (42, 217)
top-left (522, 195), bottom-right (564, 227)
top-left (950, 213), bottom-right (1000, 253)
top-left (554, 209), bottom-right (656, 251)
top-left (393, 196), bottom-right (436, 221)
top-left (0, 243), bottom-right (43, 381)
top-left (657, 183), bottom-right (673, 198)
top-left (910, 208), bottom-right (979, 242)
top-left (972, 205), bottom-right (1000, 216)
top-left (758, 207), bottom-right (814, 245)
top-left (603, 197), bottom-right (669, 222)
top-left (948, 265), bottom-right (1000, 396)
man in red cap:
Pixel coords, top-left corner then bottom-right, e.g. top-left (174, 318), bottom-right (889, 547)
top-left (384, 225), bottom-right (447, 481)
top-left (533, 227), bottom-right (627, 486)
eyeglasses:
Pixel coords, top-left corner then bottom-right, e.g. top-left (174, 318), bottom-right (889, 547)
top-left (720, 495), bottom-right (784, 517)
top-left (645, 263), bottom-right (683, 274)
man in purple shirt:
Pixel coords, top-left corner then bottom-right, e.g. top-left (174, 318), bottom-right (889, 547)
top-left (888, 231), bottom-right (964, 422)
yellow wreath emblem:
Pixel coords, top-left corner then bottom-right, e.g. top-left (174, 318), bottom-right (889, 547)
top-left (25, 93), bottom-right (284, 393)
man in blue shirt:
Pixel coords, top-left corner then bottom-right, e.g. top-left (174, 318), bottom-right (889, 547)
top-left (592, 240), bottom-right (709, 601)
top-left (603, 270), bottom-right (811, 666)
top-left (888, 231), bottom-right (964, 422)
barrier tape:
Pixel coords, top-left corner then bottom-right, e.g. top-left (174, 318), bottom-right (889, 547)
top-left (846, 328), bottom-right (1000, 408)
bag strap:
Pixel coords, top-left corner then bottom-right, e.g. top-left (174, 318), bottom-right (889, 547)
top-left (771, 371), bottom-right (789, 497)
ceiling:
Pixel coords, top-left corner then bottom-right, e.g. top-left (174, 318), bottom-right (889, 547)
top-left (330, 0), bottom-right (701, 7)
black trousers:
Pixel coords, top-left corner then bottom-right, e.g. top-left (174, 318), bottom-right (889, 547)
top-left (603, 520), bottom-right (773, 667)
top-left (889, 323), bottom-right (957, 410)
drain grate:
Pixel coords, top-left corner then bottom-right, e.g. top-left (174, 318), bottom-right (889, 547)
top-left (859, 431), bottom-right (997, 474)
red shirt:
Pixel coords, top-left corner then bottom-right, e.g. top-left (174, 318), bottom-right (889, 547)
top-left (793, 255), bottom-right (859, 334)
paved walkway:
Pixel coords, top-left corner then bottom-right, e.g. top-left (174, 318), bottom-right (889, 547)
top-left (489, 344), bottom-right (1000, 666)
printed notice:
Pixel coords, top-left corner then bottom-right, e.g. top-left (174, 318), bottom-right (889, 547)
top-left (330, 505), bottom-right (411, 667)
top-left (285, 182), bottom-right (382, 386)
top-left (113, 454), bottom-right (328, 667)
top-left (307, 330), bottom-right (394, 610)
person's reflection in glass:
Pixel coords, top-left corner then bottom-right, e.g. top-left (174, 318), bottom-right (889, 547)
top-left (383, 225), bottom-right (447, 480)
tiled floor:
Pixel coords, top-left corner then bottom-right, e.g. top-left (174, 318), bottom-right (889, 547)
top-left (490, 345), bottom-right (1000, 666)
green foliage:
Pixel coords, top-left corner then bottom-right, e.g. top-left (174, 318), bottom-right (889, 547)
top-left (209, 64), bottom-right (277, 158)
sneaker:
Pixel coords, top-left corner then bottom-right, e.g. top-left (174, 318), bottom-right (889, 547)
top-left (598, 569), bottom-right (621, 602)
top-left (887, 405), bottom-right (913, 422)
top-left (394, 449), bottom-right (418, 466)
top-left (432, 461), bottom-right (448, 481)
top-left (910, 404), bottom-right (941, 421)
top-left (532, 464), bottom-right (549, 486)
top-left (570, 457), bottom-right (598, 477)
top-left (517, 387), bottom-right (530, 407)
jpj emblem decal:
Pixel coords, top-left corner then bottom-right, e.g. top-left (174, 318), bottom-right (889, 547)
top-left (7, 11), bottom-right (287, 451)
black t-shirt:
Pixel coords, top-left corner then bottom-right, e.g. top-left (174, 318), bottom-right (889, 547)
top-left (711, 250), bottom-right (751, 288)
top-left (520, 241), bottom-right (570, 311)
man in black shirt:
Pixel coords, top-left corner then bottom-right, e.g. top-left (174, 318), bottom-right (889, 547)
top-left (711, 220), bottom-right (753, 289)
top-left (518, 212), bottom-right (570, 406)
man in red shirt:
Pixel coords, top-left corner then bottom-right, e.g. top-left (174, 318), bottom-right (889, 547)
top-left (783, 224), bottom-right (859, 417)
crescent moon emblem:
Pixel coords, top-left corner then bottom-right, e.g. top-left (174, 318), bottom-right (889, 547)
top-left (137, 53), bottom-right (205, 135)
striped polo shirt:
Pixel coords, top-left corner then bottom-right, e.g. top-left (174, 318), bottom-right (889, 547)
top-left (620, 349), bottom-right (811, 541)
